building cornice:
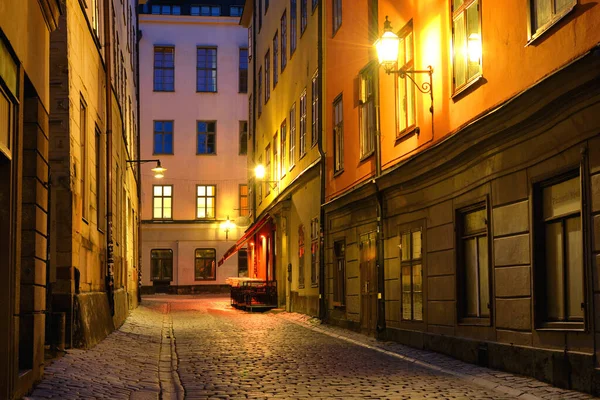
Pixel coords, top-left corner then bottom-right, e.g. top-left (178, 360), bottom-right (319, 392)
top-left (37, 0), bottom-right (62, 31)
top-left (139, 14), bottom-right (241, 26)
top-left (240, 0), bottom-right (253, 27)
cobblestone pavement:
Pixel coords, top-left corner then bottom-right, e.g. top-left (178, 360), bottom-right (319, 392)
top-left (26, 295), bottom-right (597, 400)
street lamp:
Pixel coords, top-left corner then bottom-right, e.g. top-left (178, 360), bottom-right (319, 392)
top-left (220, 215), bottom-right (235, 240)
top-left (126, 159), bottom-right (167, 179)
top-left (374, 16), bottom-right (434, 119)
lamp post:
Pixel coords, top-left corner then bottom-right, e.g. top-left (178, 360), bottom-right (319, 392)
top-left (221, 216), bottom-right (235, 240)
top-left (126, 159), bottom-right (167, 179)
top-left (374, 16), bottom-right (434, 128)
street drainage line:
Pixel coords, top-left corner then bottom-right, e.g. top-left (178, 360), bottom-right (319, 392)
top-left (158, 303), bottom-right (185, 400)
top-left (277, 316), bottom-right (542, 400)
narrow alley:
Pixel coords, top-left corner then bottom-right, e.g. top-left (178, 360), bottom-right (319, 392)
top-left (26, 296), bottom-right (596, 400)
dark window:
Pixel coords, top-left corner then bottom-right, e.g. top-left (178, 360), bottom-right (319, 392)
top-left (151, 249), bottom-right (173, 281)
top-left (230, 5), bottom-right (243, 16)
top-left (273, 32), bottom-right (278, 88)
top-left (192, 5), bottom-right (220, 16)
top-left (534, 172), bottom-right (584, 328)
top-left (95, 126), bottom-right (105, 230)
top-left (153, 185), bottom-right (173, 219)
top-left (332, 0), bottom-right (342, 34)
top-left (299, 89), bottom-right (307, 157)
top-left (457, 202), bottom-right (490, 320)
top-left (197, 47), bottom-right (217, 92)
top-left (151, 5), bottom-right (180, 14)
top-left (239, 48), bottom-right (248, 93)
top-left (195, 248), bottom-right (216, 280)
top-left (333, 240), bottom-right (346, 306)
top-left (333, 94), bottom-right (343, 173)
top-left (451, 0), bottom-right (482, 93)
top-left (264, 50), bottom-right (270, 103)
top-left (153, 120), bottom-right (173, 154)
top-left (239, 121), bottom-right (248, 155)
top-left (312, 0), bottom-right (318, 12)
top-left (258, 67), bottom-right (263, 116)
top-left (529, 0), bottom-right (576, 40)
top-left (359, 65), bottom-right (375, 157)
top-left (197, 121), bottom-right (216, 154)
top-left (258, 0), bottom-right (262, 30)
top-left (196, 185), bottom-right (216, 219)
top-left (238, 248), bottom-right (248, 277)
top-left (154, 46), bottom-right (174, 91)
top-left (401, 227), bottom-right (423, 321)
top-left (311, 70), bottom-right (319, 146)
top-left (301, 0), bottom-right (307, 33)
top-left (281, 11), bottom-right (287, 72)
top-left (265, 0), bottom-right (269, 12)
top-left (290, 0), bottom-right (297, 54)
top-left (310, 217), bottom-right (319, 286)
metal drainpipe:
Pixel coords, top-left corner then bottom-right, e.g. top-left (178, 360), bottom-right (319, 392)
top-left (317, 0), bottom-right (326, 321)
top-left (136, 5), bottom-right (142, 305)
top-left (372, 0), bottom-right (386, 335)
top-left (103, 0), bottom-right (115, 316)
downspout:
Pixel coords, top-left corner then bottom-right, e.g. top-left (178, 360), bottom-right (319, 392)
top-left (372, 0), bottom-right (386, 335)
top-left (317, 0), bottom-right (326, 320)
top-left (104, 0), bottom-right (115, 315)
top-left (136, 5), bottom-right (142, 305)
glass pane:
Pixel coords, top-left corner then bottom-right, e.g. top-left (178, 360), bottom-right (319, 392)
top-left (397, 77), bottom-right (407, 132)
top-left (163, 207), bottom-right (171, 219)
top-left (407, 79), bottom-right (415, 128)
top-left (453, 0), bottom-right (464, 10)
top-left (154, 186), bottom-right (162, 196)
top-left (546, 221), bottom-right (564, 321)
top-left (151, 260), bottom-right (160, 279)
top-left (453, 13), bottom-right (467, 88)
top-left (207, 198), bottom-right (214, 208)
top-left (543, 176), bottom-right (580, 219)
top-left (464, 238), bottom-right (478, 317)
top-left (207, 186), bottom-right (214, 196)
top-left (163, 259), bottom-right (172, 279)
top-left (198, 186), bottom-right (206, 196)
top-left (533, 0), bottom-right (552, 30)
top-left (402, 293), bottom-right (412, 320)
top-left (163, 198), bottom-right (171, 208)
top-left (478, 236), bottom-right (489, 317)
top-left (566, 216), bottom-right (583, 320)
top-left (163, 186), bottom-right (172, 196)
top-left (412, 231), bottom-right (422, 259)
top-left (555, 0), bottom-right (575, 14)
top-left (464, 208), bottom-right (486, 234)
top-left (413, 264), bottom-right (423, 320)
top-left (153, 198), bottom-right (161, 209)
top-left (401, 233), bottom-right (410, 261)
top-left (466, 1), bottom-right (480, 80)
top-left (153, 208), bottom-right (161, 219)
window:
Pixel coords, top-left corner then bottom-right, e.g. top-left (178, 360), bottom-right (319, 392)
top-left (534, 172), bottom-right (584, 328)
top-left (258, 67), bottom-right (263, 116)
top-left (80, 99), bottom-right (88, 220)
top-left (281, 11), bottom-right (287, 72)
top-left (451, 0), bottom-right (482, 93)
top-left (191, 5), bottom-right (221, 16)
top-left (301, 0), bottom-right (307, 34)
top-left (298, 224), bottom-right (305, 288)
top-left (333, 240), bottom-right (346, 306)
top-left (457, 202), bottom-right (490, 320)
top-left (273, 32), bottom-right (278, 88)
top-left (333, 94), bottom-right (343, 173)
top-left (239, 184), bottom-right (249, 217)
top-left (529, 0), bottom-right (576, 40)
top-left (239, 48), bottom-right (248, 93)
top-left (258, 0), bottom-right (262, 30)
top-left (197, 121), bottom-right (216, 154)
top-left (265, 144), bottom-right (271, 195)
top-left (396, 22), bottom-right (416, 136)
top-left (358, 66), bottom-right (375, 157)
top-left (95, 126), bottom-right (105, 230)
top-left (257, 156), bottom-right (263, 201)
top-left (151, 249), bottom-right (173, 281)
top-left (299, 89), bottom-right (307, 157)
top-left (265, 0), bottom-right (269, 12)
top-left (310, 217), bottom-right (319, 286)
top-left (264, 50), bottom-right (270, 103)
top-left (313, 0), bottom-right (318, 12)
top-left (311, 70), bottom-right (319, 147)
top-left (289, 104), bottom-right (296, 169)
top-left (290, 0), bottom-right (297, 55)
top-left (230, 5), bottom-right (243, 16)
top-left (248, 25), bottom-right (253, 61)
top-left (154, 47), bottom-right (174, 92)
top-left (153, 121), bottom-right (173, 154)
top-left (152, 5), bottom-right (181, 14)
top-left (238, 248), bottom-right (249, 277)
top-left (196, 185), bottom-right (216, 219)
top-left (273, 131), bottom-right (279, 181)
top-left (195, 248), bottom-right (216, 280)
top-left (280, 120), bottom-right (287, 176)
top-left (153, 185), bottom-right (173, 219)
top-left (197, 47), bottom-right (217, 92)
top-left (332, 0), bottom-right (342, 34)
top-left (239, 121), bottom-right (248, 155)
top-left (401, 227), bottom-right (423, 321)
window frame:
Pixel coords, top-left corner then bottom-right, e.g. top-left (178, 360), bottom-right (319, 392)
top-left (239, 48), bottom-right (249, 93)
top-left (289, 103), bottom-right (296, 170)
top-left (310, 217), bottom-right (319, 287)
top-left (359, 63), bottom-right (376, 159)
top-left (258, 67), bottom-right (263, 117)
top-left (80, 98), bottom-right (88, 221)
top-left (399, 223), bottom-right (424, 322)
top-left (280, 119), bottom-right (287, 177)
top-left (456, 198), bottom-right (491, 325)
top-left (450, 0), bottom-right (482, 96)
top-left (273, 131), bottom-right (279, 182)
top-left (239, 184), bottom-right (249, 217)
top-left (264, 50), bottom-right (270, 103)
top-left (332, 0), bottom-right (342, 36)
top-left (311, 70), bottom-right (319, 148)
top-left (533, 169), bottom-right (586, 331)
top-left (300, 0), bottom-right (308, 35)
top-left (239, 120), bottom-right (248, 155)
top-left (290, 0), bottom-right (297, 56)
top-left (194, 248), bottom-right (217, 281)
top-left (153, 46), bottom-right (175, 92)
top-left (395, 21), bottom-right (417, 139)
top-left (281, 11), bottom-right (287, 72)
top-left (333, 93), bottom-right (344, 175)
top-left (333, 239), bottom-right (346, 307)
top-left (196, 46), bottom-right (217, 93)
top-left (527, 0), bottom-right (577, 43)
top-left (153, 120), bottom-right (174, 155)
top-left (265, 144), bottom-right (271, 195)
top-left (273, 32), bottom-right (278, 88)
top-left (299, 88), bottom-right (307, 158)
top-left (150, 249), bottom-right (173, 281)
top-left (152, 185), bottom-right (173, 220)
top-left (196, 184), bottom-right (216, 219)
top-left (196, 120), bottom-right (217, 155)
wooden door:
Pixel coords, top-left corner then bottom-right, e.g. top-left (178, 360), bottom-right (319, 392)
top-left (360, 232), bottom-right (378, 334)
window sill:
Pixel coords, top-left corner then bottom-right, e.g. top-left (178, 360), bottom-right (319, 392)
top-left (396, 126), bottom-right (419, 143)
top-left (526, 3), bottom-right (576, 46)
top-left (536, 322), bottom-right (585, 332)
top-left (153, 90), bottom-right (175, 93)
top-left (82, 217), bottom-right (89, 225)
top-left (289, 164), bottom-right (295, 173)
top-left (196, 91), bottom-right (218, 94)
top-left (451, 74), bottom-right (484, 100)
top-left (333, 303), bottom-right (345, 309)
top-left (298, 284), bottom-right (305, 289)
top-left (153, 153), bottom-right (174, 156)
top-left (458, 317), bottom-right (490, 326)
top-left (97, 228), bottom-right (105, 235)
top-left (311, 283), bottom-right (318, 288)
top-left (196, 153), bottom-right (217, 156)
top-left (333, 168), bottom-right (344, 177)
top-left (359, 149), bottom-right (374, 163)
top-left (332, 24), bottom-right (341, 38)
top-left (194, 278), bottom-right (217, 282)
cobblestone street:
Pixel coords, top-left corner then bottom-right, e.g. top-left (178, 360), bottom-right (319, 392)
top-left (26, 295), bottom-right (598, 400)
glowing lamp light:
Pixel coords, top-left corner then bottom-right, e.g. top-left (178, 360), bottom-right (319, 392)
top-left (220, 216), bottom-right (235, 240)
top-left (374, 16), bottom-right (399, 73)
top-left (468, 33), bottom-right (482, 63)
top-left (151, 161), bottom-right (167, 179)
top-left (254, 164), bottom-right (266, 180)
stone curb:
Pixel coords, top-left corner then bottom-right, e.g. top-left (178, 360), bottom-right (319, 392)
top-left (273, 313), bottom-right (543, 400)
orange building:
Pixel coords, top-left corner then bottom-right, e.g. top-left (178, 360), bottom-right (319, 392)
top-left (323, 0), bottom-right (600, 393)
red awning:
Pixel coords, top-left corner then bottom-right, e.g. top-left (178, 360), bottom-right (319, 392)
top-left (217, 216), bottom-right (272, 266)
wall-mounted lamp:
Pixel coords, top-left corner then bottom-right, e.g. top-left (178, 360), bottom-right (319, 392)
top-left (254, 164), bottom-right (279, 191)
top-left (375, 16), bottom-right (434, 126)
top-left (126, 159), bottom-right (167, 179)
top-left (220, 215), bottom-right (235, 240)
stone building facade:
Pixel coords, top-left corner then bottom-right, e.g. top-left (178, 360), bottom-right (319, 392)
top-left (0, 0), bottom-right (61, 398)
top-left (48, 0), bottom-right (140, 349)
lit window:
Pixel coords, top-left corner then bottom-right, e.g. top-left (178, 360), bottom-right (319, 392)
top-left (239, 185), bottom-right (249, 217)
top-left (299, 89), bottom-right (307, 157)
top-left (359, 65), bottom-right (375, 157)
top-left (280, 120), bottom-right (287, 176)
top-left (451, 0), bottom-right (482, 93)
top-left (153, 185), bottom-right (173, 219)
top-left (396, 21), bottom-right (416, 136)
top-left (311, 70), bottom-right (319, 147)
top-left (289, 104), bottom-right (296, 169)
top-left (196, 185), bottom-right (216, 219)
top-left (333, 94), bottom-right (343, 173)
